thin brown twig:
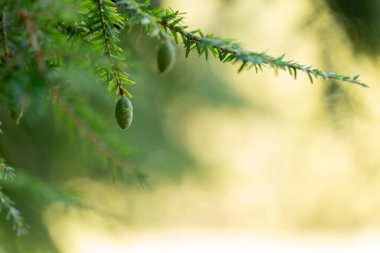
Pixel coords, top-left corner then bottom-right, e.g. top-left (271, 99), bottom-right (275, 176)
top-left (20, 11), bottom-right (45, 73)
top-left (1, 10), bottom-right (10, 61)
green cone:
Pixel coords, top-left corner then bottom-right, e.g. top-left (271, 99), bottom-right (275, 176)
top-left (115, 96), bottom-right (133, 129)
top-left (157, 41), bottom-right (176, 73)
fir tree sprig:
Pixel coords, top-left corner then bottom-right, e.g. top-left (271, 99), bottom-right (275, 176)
top-left (116, 0), bottom-right (170, 40)
top-left (83, 0), bottom-right (134, 97)
top-left (0, 189), bottom-right (28, 236)
top-left (116, 0), bottom-right (367, 87)
top-left (0, 158), bottom-right (16, 181)
top-left (0, 158), bottom-right (28, 236)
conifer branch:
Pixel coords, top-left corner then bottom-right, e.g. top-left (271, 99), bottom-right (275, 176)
top-left (0, 189), bottom-right (28, 236)
top-left (116, 0), bottom-right (367, 87)
top-left (97, 0), bottom-right (125, 96)
top-left (0, 159), bottom-right (28, 236)
top-left (116, 0), bottom-right (170, 40)
top-left (84, 0), bottom-right (134, 97)
top-left (0, 159), bottom-right (15, 181)
top-left (1, 10), bottom-right (10, 61)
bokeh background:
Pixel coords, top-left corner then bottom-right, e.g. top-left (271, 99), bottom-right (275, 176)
top-left (1, 0), bottom-right (380, 252)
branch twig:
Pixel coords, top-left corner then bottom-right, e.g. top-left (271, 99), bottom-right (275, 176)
top-left (117, 0), bottom-right (367, 87)
top-left (1, 10), bottom-right (10, 61)
top-left (97, 0), bottom-right (124, 96)
top-left (20, 11), bottom-right (45, 73)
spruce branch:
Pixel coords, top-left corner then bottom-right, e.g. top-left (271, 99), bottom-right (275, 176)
top-left (96, 0), bottom-right (125, 96)
top-left (116, 0), bottom-right (170, 40)
top-left (84, 0), bottom-right (134, 97)
top-left (116, 0), bottom-right (367, 87)
top-left (0, 158), bottom-right (16, 181)
top-left (0, 189), bottom-right (28, 236)
top-left (0, 159), bottom-right (28, 236)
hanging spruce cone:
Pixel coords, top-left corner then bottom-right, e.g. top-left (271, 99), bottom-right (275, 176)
top-left (115, 96), bottom-right (133, 129)
top-left (157, 41), bottom-right (176, 73)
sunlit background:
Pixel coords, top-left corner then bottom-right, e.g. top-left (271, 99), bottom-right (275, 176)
top-left (47, 0), bottom-right (380, 251)
top-left (2, 0), bottom-right (380, 252)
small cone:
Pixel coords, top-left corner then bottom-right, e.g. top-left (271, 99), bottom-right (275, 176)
top-left (157, 41), bottom-right (176, 73)
top-left (115, 96), bottom-right (133, 129)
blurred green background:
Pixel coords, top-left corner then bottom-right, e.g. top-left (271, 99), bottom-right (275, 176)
top-left (1, 0), bottom-right (380, 252)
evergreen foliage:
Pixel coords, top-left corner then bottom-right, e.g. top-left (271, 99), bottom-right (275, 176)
top-left (0, 159), bottom-right (27, 236)
top-left (324, 0), bottom-right (380, 55)
top-left (83, 0), bottom-right (135, 98)
top-left (0, 0), bottom-right (368, 249)
top-left (117, 0), bottom-right (367, 87)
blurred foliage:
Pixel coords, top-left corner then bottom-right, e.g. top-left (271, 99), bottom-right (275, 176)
top-left (325, 0), bottom-right (380, 55)
top-left (0, 0), bottom-right (377, 252)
